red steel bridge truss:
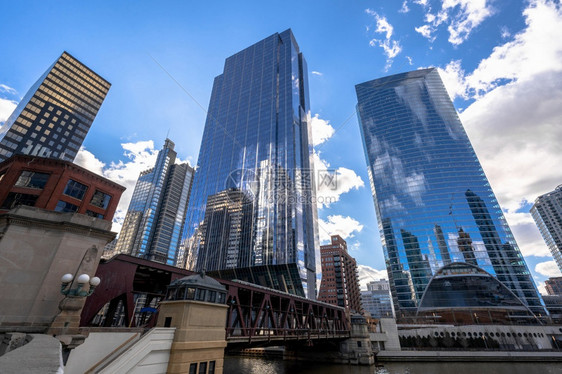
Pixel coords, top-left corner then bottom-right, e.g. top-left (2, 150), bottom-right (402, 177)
top-left (81, 255), bottom-right (350, 345)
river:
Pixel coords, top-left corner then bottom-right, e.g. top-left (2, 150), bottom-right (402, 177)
top-left (223, 356), bottom-right (561, 373)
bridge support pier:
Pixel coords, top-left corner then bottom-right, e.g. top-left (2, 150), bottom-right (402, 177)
top-left (338, 313), bottom-right (375, 365)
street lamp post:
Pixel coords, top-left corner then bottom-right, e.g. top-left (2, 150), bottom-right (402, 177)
top-left (60, 273), bottom-right (101, 297)
top-left (49, 272), bottom-right (102, 364)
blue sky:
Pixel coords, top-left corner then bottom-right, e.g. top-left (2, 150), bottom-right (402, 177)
top-left (1, 0), bottom-right (561, 292)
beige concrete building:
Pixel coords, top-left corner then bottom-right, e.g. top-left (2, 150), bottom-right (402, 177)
top-left (157, 273), bottom-right (228, 374)
top-left (0, 205), bottom-right (115, 333)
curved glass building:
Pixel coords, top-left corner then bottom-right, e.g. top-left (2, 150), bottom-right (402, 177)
top-left (418, 262), bottom-right (537, 324)
top-left (355, 69), bottom-right (546, 318)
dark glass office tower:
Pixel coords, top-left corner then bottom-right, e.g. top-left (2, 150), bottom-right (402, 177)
top-left (181, 29), bottom-right (319, 298)
top-left (0, 52), bottom-right (110, 162)
top-left (115, 139), bottom-right (194, 265)
top-left (355, 68), bottom-right (546, 317)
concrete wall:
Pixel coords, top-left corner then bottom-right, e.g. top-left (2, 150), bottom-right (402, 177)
top-left (0, 334), bottom-right (63, 373)
top-left (97, 328), bottom-right (175, 374)
top-left (377, 318), bottom-right (401, 351)
top-left (64, 331), bottom-right (140, 374)
top-left (399, 324), bottom-right (562, 350)
top-left (157, 300), bottom-right (228, 374)
top-left (0, 206), bottom-right (115, 332)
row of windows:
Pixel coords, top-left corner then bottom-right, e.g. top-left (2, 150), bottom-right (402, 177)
top-left (50, 67), bottom-right (106, 104)
top-left (188, 360), bottom-right (215, 374)
top-left (60, 55), bottom-right (110, 91)
top-left (31, 93), bottom-right (91, 126)
top-left (11, 171), bottom-right (111, 210)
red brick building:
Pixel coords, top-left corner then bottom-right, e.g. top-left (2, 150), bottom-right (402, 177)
top-left (545, 277), bottom-right (562, 296)
top-left (318, 235), bottom-right (363, 314)
top-left (0, 155), bottom-right (124, 221)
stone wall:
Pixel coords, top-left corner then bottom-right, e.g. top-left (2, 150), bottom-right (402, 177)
top-left (0, 206), bottom-right (115, 332)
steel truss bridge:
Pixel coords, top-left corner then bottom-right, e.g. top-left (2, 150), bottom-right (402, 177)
top-left (81, 255), bottom-right (350, 346)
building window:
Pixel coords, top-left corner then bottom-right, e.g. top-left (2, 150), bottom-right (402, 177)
top-left (63, 179), bottom-right (88, 200)
top-left (198, 362), bottom-right (207, 374)
top-left (208, 361), bottom-right (215, 374)
top-left (15, 171), bottom-right (50, 189)
top-left (90, 190), bottom-right (111, 209)
top-left (1, 192), bottom-right (39, 209)
top-left (85, 210), bottom-right (104, 219)
top-left (196, 289), bottom-right (206, 301)
top-left (55, 200), bottom-right (78, 213)
top-left (189, 363), bottom-right (197, 374)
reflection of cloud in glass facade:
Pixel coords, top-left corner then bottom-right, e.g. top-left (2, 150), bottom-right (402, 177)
top-left (356, 68), bottom-right (545, 317)
top-left (181, 30), bottom-right (318, 298)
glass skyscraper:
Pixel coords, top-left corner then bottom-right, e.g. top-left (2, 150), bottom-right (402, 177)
top-left (115, 138), bottom-right (194, 265)
top-left (355, 68), bottom-right (546, 317)
top-left (180, 29), bottom-right (319, 298)
top-left (531, 185), bottom-right (562, 273)
top-left (0, 51), bottom-right (110, 162)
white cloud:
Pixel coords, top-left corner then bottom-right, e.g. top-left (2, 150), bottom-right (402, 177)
top-left (500, 26), bottom-right (511, 39)
top-left (369, 39), bottom-right (402, 61)
top-left (503, 209), bottom-right (551, 258)
top-left (0, 97), bottom-right (17, 124)
top-left (443, 0), bottom-right (494, 45)
top-left (365, 9), bottom-right (402, 69)
top-left (399, 1), bottom-right (410, 13)
top-left (415, 0), bottom-right (493, 45)
top-left (357, 265), bottom-right (388, 290)
top-left (311, 71), bottom-right (323, 76)
top-left (437, 59), bottom-right (468, 100)
top-left (413, 0), bottom-right (428, 6)
top-left (464, 0), bottom-right (562, 96)
top-left (0, 84), bottom-right (17, 95)
top-left (310, 114), bottom-right (335, 146)
top-left (318, 215), bottom-right (364, 244)
top-left (454, 0), bottom-right (562, 258)
top-left (314, 152), bottom-right (365, 209)
top-left (536, 281), bottom-right (547, 295)
top-left (406, 56), bottom-right (414, 65)
top-left (535, 261), bottom-right (562, 278)
top-left (75, 140), bottom-right (161, 233)
top-left (415, 24), bottom-right (436, 41)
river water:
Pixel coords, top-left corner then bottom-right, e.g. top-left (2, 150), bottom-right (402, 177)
top-left (223, 356), bottom-right (561, 374)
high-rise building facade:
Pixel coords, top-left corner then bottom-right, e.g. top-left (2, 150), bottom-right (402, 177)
top-left (355, 68), bottom-right (545, 318)
top-left (181, 29), bottom-right (319, 298)
top-left (545, 277), bottom-right (562, 296)
top-left (318, 235), bottom-right (362, 313)
top-left (115, 139), bottom-right (194, 265)
top-left (0, 52), bottom-right (110, 162)
top-left (531, 185), bottom-right (562, 272)
top-left (361, 279), bottom-right (394, 319)
top-left (0, 154), bottom-right (124, 221)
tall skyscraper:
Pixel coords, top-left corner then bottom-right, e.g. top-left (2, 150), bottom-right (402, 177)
top-left (318, 235), bottom-right (362, 313)
top-left (355, 68), bottom-right (545, 317)
top-left (181, 29), bottom-right (319, 298)
top-left (115, 139), bottom-right (194, 265)
top-left (531, 185), bottom-right (562, 272)
top-left (0, 52), bottom-right (110, 162)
